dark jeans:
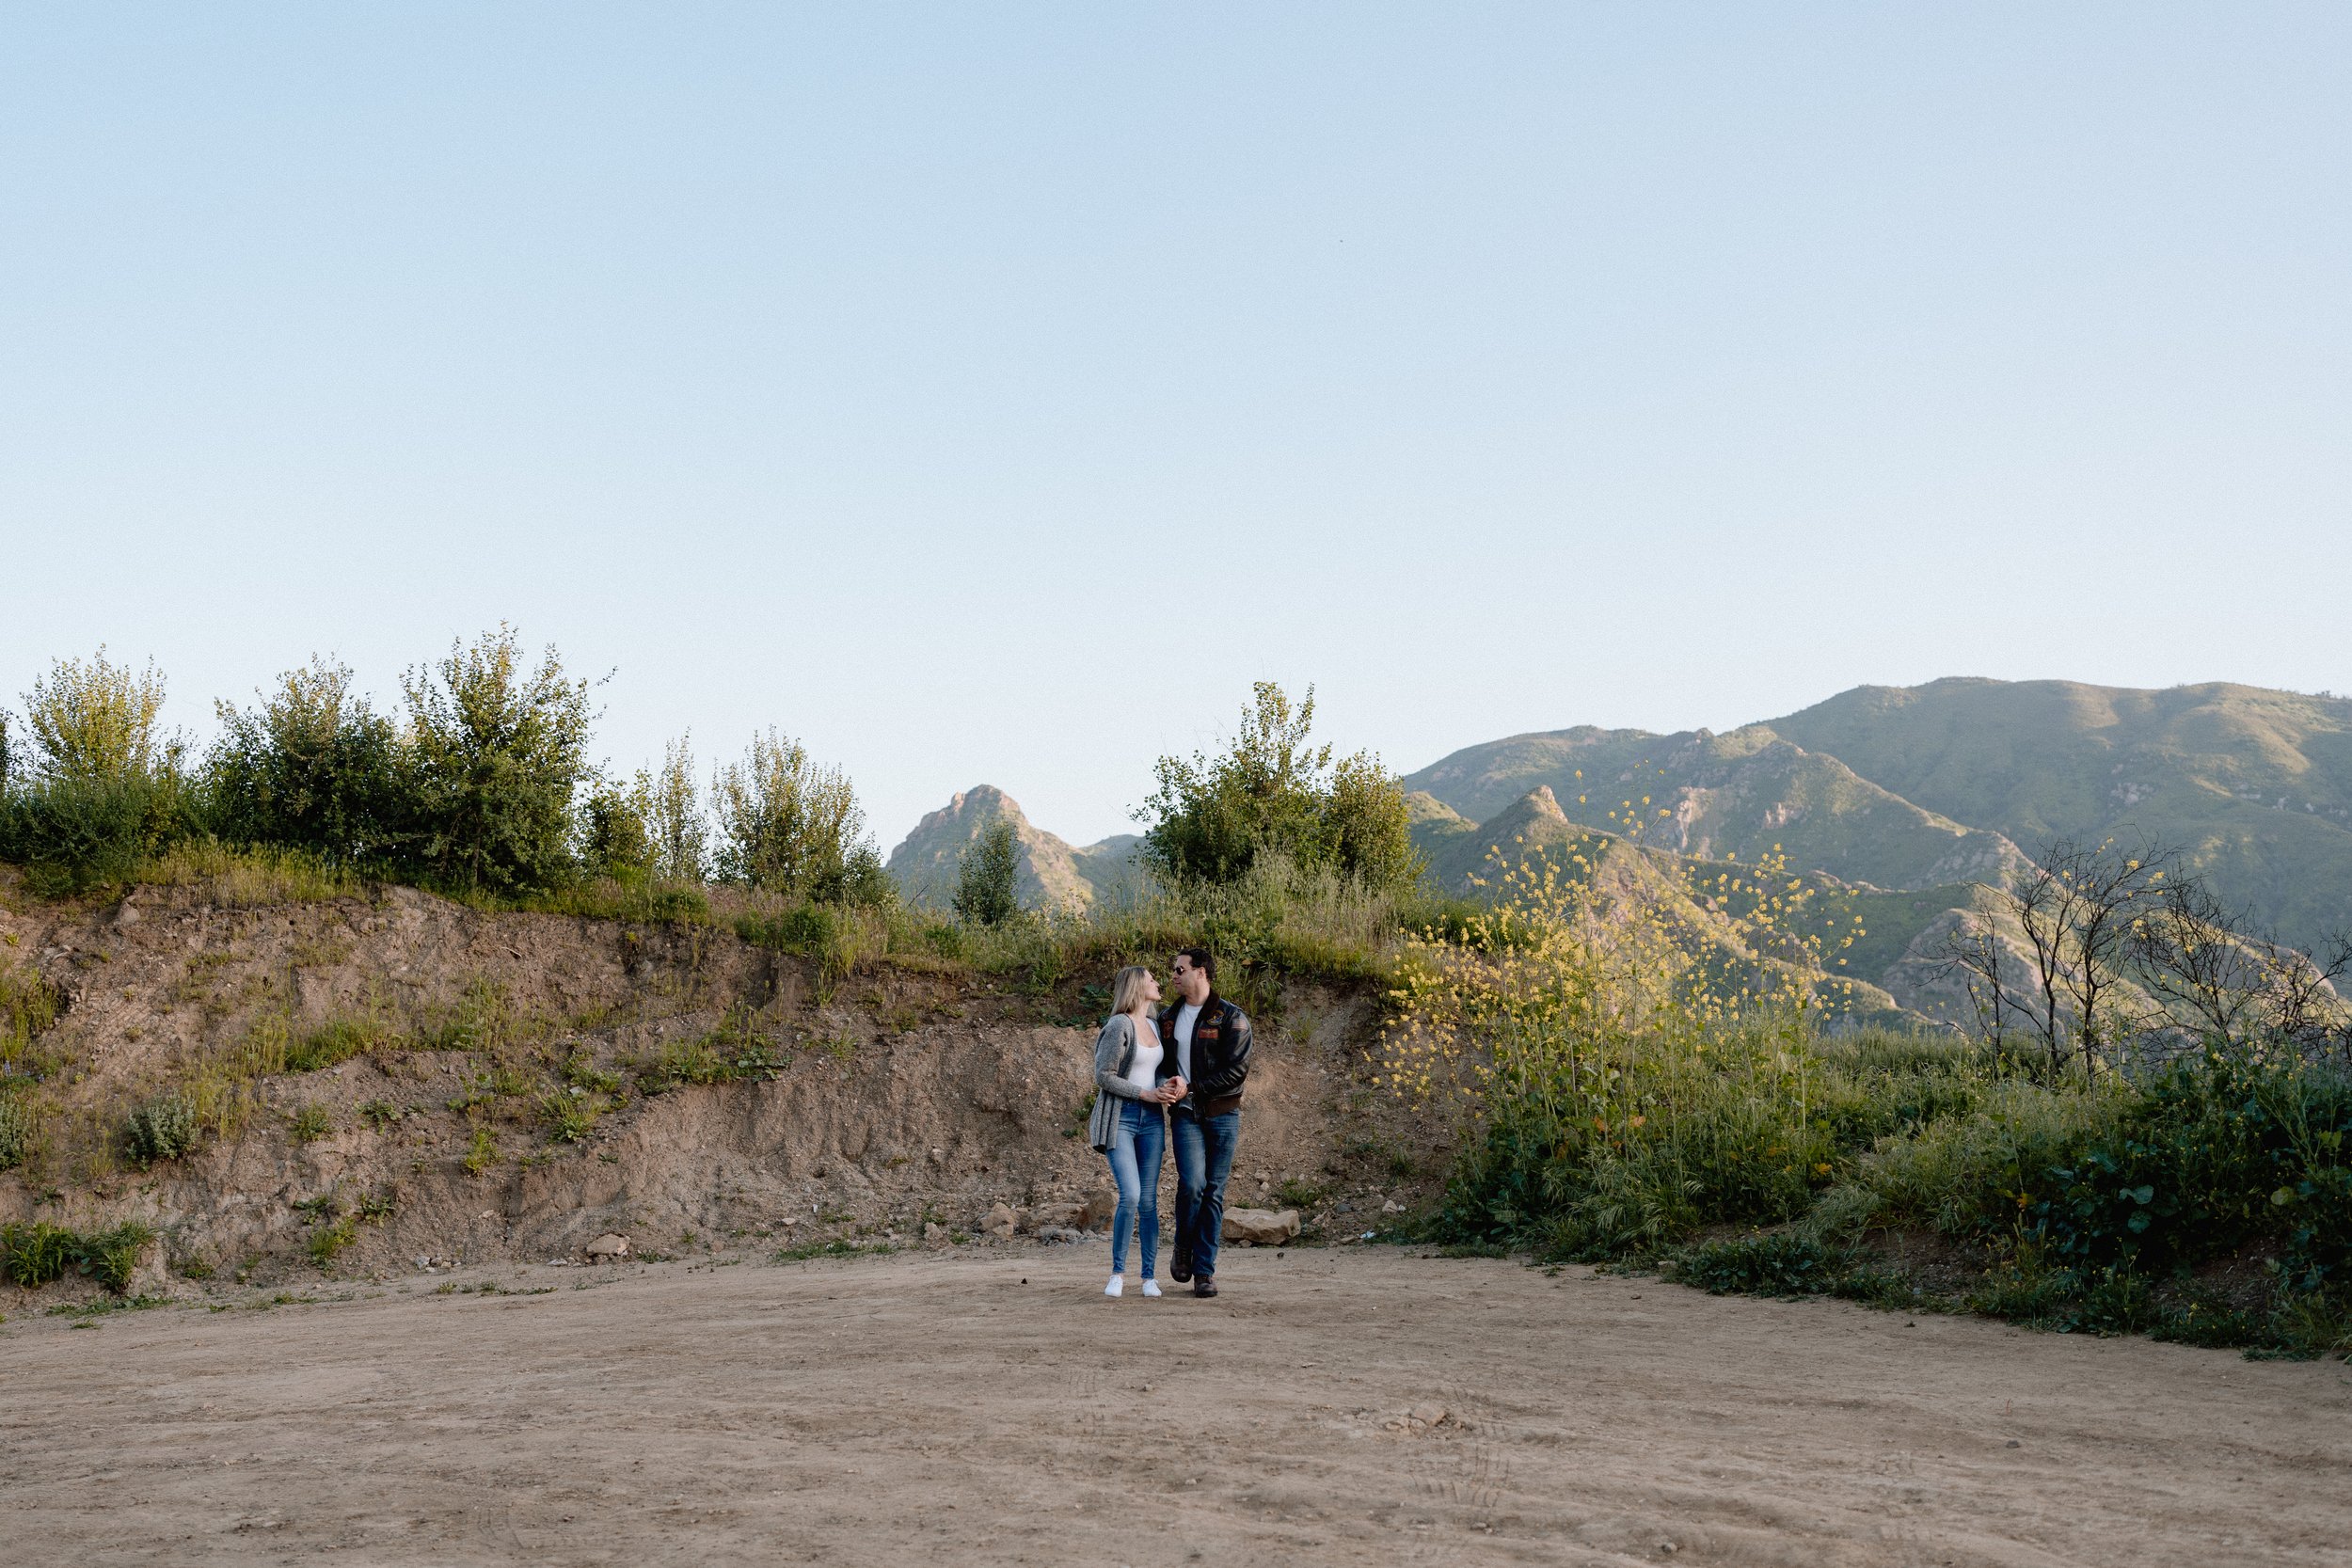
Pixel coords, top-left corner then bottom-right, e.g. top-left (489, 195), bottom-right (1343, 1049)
top-left (1170, 1107), bottom-right (1242, 1281)
top-left (1104, 1098), bottom-right (1165, 1278)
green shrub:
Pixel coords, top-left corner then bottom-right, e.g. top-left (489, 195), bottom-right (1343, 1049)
top-left (397, 626), bottom-right (595, 895)
top-left (712, 728), bottom-right (891, 904)
top-left (579, 776), bottom-right (657, 879)
top-left (0, 651), bottom-right (203, 888)
top-left (1139, 682), bottom-right (1420, 892)
top-left (208, 657), bottom-right (409, 866)
top-left (124, 1094), bottom-right (199, 1166)
top-left (0, 1219), bottom-right (154, 1291)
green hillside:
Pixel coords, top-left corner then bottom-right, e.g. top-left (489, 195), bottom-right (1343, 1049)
top-left (1770, 679), bottom-right (2352, 954)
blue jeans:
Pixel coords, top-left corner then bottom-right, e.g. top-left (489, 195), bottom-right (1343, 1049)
top-left (1171, 1107), bottom-right (1242, 1281)
top-left (1104, 1098), bottom-right (1166, 1277)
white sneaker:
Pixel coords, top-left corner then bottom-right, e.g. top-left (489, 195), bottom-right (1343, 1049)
top-left (1141, 1279), bottom-right (1163, 1298)
top-left (1104, 1275), bottom-right (1123, 1297)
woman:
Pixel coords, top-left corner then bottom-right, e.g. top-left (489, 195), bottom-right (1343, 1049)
top-left (1089, 964), bottom-right (1185, 1297)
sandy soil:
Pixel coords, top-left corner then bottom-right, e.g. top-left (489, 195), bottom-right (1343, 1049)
top-left (5, 1247), bottom-right (2346, 1568)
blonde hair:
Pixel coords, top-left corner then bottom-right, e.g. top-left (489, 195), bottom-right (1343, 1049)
top-left (1107, 965), bottom-right (1157, 1020)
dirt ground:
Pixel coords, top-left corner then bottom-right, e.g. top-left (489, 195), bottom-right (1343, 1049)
top-left (6, 1246), bottom-right (2346, 1568)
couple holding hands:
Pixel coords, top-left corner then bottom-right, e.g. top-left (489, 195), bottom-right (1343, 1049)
top-left (1087, 947), bottom-right (1251, 1299)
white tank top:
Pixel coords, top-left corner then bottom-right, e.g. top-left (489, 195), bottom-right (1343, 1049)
top-left (1122, 1019), bottom-right (1164, 1093)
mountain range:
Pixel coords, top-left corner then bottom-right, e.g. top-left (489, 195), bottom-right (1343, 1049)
top-left (883, 678), bottom-right (2352, 1022)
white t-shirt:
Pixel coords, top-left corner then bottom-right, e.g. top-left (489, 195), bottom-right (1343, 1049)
top-left (1122, 1024), bottom-right (1164, 1093)
top-left (1173, 1002), bottom-right (1202, 1082)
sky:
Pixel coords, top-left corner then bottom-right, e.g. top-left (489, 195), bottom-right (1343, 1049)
top-left (4, 4), bottom-right (2347, 847)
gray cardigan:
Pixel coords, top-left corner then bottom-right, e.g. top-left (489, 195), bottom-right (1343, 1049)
top-left (1087, 1012), bottom-right (1166, 1151)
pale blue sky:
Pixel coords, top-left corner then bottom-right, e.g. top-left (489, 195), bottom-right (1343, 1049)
top-left (4, 5), bottom-right (2346, 847)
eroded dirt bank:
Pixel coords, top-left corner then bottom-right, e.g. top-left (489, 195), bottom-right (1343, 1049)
top-left (0, 877), bottom-right (1393, 1286)
top-left (4, 1246), bottom-right (2345, 1567)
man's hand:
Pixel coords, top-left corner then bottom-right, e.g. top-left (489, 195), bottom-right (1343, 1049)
top-left (1156, 1076), bottom-right (1187, 1104)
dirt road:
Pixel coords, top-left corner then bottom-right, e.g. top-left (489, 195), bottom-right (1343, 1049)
top-left (4, 1246), bottom-right (2345, 1566)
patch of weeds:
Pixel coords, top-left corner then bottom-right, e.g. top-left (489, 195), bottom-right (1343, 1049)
top-left (251, 1291), bottom-right (318, 1309)
top-left (308, 1216), bottom-right (359, 1267)
top-left (288, 1102), bottom-right (334, 1145)
top-left (175, 1252), bottom-right (215, 1280)
top-left (774, 1238), bottom-right (892, 1262)
top-left (537, 1086), bottom-right (602, 1144)
top-left (356, 1098), bottom-right (405, 1130)
top-left (0, 1096), bottom-right (33, 1171)
top-left (0, 1219), bottom-right (155, 1291)
top-left (447, 1063), bottom-right (531, 1113)
top-left (285, 1014), bottom-right (398, 1072)
top-left (291, 1191), bottom-right (341, 1222)
top-left (2150, 1281), bottom-right (2266, 1349)
top-left (1965, 1254), bottom-right (2156, 1338)
top-left (560, 1053), bottom-right (626, 1097)
top-left (356, 1190), bottom-right (396, 1222)
top-left (46, 1293), bottom-right (170, 1318)
top-left (462, 1126), bottom-right (502, 1176)
top-left (636, 1014), bottom-right (790, 1091)
top-left (1274, 1177), bottom-right (1329, 1210)
top-left (1675, 1233), bottom-right (1841, 1299)
top-left (124, 1094), bottom-right (200, 1166)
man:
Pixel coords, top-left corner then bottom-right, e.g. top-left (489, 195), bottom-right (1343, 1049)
top-left (1159, 946), bottom-right (1251, 1298)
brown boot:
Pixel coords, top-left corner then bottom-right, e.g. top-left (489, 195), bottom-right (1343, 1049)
top-left (1192, 1276), bottom-right (1217, 1298)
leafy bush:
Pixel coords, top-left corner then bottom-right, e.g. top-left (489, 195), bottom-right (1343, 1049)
top-left (712, 728), bottom-right (890, 903)
top-left (1140, 682), bottom-right (1420, 892)
top-left (208, 657), bottom-right (408, 865)
top-left (124, 1094), bottom-right (200, 1165)
top-left (954, 820), bottom-right (1020, 926)
top-left (579, 776), bottom-right (657, 879)
top-left (397, 626), bottom-right (595, 895)
top-left (0, 650), bottom-right (202, 888)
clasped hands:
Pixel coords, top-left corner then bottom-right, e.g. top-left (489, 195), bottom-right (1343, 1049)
top-left (1150, 1075), bottom-right (1188, 1104)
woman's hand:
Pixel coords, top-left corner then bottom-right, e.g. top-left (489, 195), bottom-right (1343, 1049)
top-left (1157, 1076), bottom-right (1187, 1103)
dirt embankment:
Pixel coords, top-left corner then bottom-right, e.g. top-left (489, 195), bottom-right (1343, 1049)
top-left (0, 875), bottom-right (1410, 1298)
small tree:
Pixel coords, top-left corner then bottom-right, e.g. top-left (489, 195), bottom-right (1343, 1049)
top-left (1139, 682), bottom-right (1421, 891)
top-left (645, 734), bottom-right (707, 882)
top-left (1949, 836), bottom-right (2172, 1074)
top-left (1, 650), bottom-right (198, 884)
top-left (20, 648), bottom-right (169, 784)
top-left (954, 819), bottom-right (1021, 925)
top-left (210, 657), bottom-right (407, 864)
top-left (398, 626), bottom-right (595, 895)
top-left (2132, 876), bottom-right (2352, 1056)
top-left (712, 728), bottom-right (887, 903)
top-left (579, 775), bottom-right (656, 879)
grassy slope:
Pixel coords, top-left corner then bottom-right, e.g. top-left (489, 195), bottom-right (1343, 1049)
top-left (1770, 678), bottom-right (2352, 954)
